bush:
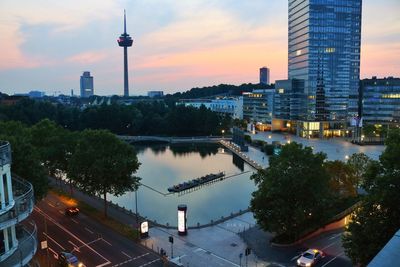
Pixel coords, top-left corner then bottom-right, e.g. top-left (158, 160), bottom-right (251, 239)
top-left (244, 134), bottom-right (252, 143)
top-left (264, 144), bottom-right (275, 155)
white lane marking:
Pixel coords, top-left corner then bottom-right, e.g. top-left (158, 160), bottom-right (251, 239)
top-left (71, 218), bottom-right (79, 224)
top-left (69, 240), bottom-right (80, 252)
top-left (138, 258), bottom-right (161, 267)
top-left (193, 248), bottom-right (206, 253)
top-left (34, 207), bottom-right (111, 267)
top-left (291, 254), bottom-right (301, 261)
top-left (121, 251), bottom-right (131, 258)
top-left (78, 238), bottom-right (102, 249)
top-left (48, 247), bottom-right (59, 258)
top-left (321, 239), bottom-right (340, 251)
top-left (111, 253), bottom-right (150, 267)
top-left (102, 238), bottom-right (112, 246)
top-left (329, 233), bottom-right (342, 240)
top-left (321, 252), bottom-right (344, 267)
top-left (85, 227), bottom-right (94, 234)
top-left (47, 202), bottom-right (55, 208)
top-left (58, 210), bottom-right (64, 215)
top-left (43, 232), bottom-right (66, 250)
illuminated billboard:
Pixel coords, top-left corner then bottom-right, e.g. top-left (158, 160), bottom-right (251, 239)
top-left (178, 205), bottom-right (187, 235)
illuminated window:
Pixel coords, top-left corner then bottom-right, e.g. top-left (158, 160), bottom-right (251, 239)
top-left (325, 47), bottom-right (335, 53)
top-left (278, 88), bottom-right (284, 94)
top-left (296, 50), bottom-right (302, 56)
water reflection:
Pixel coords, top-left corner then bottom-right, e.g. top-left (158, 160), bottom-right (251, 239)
top-left (108, 143), bottom-right (256, 226)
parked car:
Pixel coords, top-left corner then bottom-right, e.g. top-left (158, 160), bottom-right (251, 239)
top-left (297, 249), bottom-right (324, 266)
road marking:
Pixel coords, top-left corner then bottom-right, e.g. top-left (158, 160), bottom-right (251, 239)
top-left (121, 251), bottom-right (131, 258)
top-left (47, 202), bottom-right (55, 208)
top-left (102, 238), bottom-right (112, 246)
top-left (111, 253), bottom-right (150, 267)
top-left (48, 247), bottom-right (58, 258)
top-left (321, 240), bottom-right (340, 251)
top-left (291, 254), bottom-right (301, 261)
top-left (69, 240), bottom-right (80, 252)
top-left (43, 232), bottom-right (66, 250)
top-left (138, 258), bottom-right (161, 267)
top-left (58, 210), bottom-right (64, 215)
top-left (71, 218), bottom-right (79, 224)
top-left (329, 233), bottom-right (342, 240)
top-left (34, 207), bottom-right (111, 267)
top-left (193, 248), bottom-right (206, 253)
top-left (78, 238), bottom-right (102, 249)
top-left (321, 252), bottom-right (344, 267)
top-left (85, 227), bottom-right (94, 234)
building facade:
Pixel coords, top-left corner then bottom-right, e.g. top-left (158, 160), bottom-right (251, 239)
top-left (180, 97), bottom-right (243, 119)
top-left (288, 0), bottom-right (362, 136)
top-left (259, 67), bottom-right (270, 85)
top-left (361, 77), bottom-right (400, 125)
top-left (243, 89), bottom-right (274, 130)
top-left (0, 141), bottom-right (37, 266)
top-left (147, 91), bottom-right (164, 98)
top-left (80, 71), bottom-right (94, 98)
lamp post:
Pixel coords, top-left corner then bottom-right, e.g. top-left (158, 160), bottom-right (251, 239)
top-left (135, 189), bottom-right (138, 225)
top-left (221, 129), bottom-right (225, 139)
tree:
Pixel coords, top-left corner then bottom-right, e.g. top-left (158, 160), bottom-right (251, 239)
top-left (346, 153), bottom-right (372, 187)
top-left (343, 129), bottom-right (400, 266)
top-left (68, 130), bottom-right (140, 217)
top-left (250, 142), bottom-right (331, 242)
top-left (325, 160), bottom-right (358, 198)
top-left (0, 121), bottom-right (48, 199)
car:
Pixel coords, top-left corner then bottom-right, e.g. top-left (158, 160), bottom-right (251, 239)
top-left (59, 252), bottom-right (85, 267)
top-left (297, 249), bottom-right (324, 267)
top-left (65, 207), bottom-right (79, 216)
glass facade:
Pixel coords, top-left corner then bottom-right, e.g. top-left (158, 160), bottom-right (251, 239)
top-left (361, 77), bottom-right (400, 124)
top-left (243, 89), bottom-right (275, 125)
top-left (288, 0), bottom-right (362, 121)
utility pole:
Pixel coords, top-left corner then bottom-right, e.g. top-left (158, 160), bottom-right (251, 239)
top-left (169, 236), bottom-right (174, 258)
top-left (135, 189), bottom-right (139, 225)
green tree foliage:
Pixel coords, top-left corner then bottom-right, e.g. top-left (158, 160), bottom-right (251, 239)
top-left (347, 153), bottom-right (372, 187)
top-left (0, 100), bottom-right (230, 136)
top-left (343, 129), bottom-right (400, 266)
top-left (324, 160), bottom-right (358, 198)
top-left (0, 121), bottom-right (48, 199)
top-left (250, 142), bottom-right (331, 242)
top-left (68, 130), bottom-right (141, 217)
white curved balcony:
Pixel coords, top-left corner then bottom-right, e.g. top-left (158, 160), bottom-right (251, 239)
top-left (0, 176), bottom-right (34, 230)
top-left (0, 222), bottom-right (37, 267)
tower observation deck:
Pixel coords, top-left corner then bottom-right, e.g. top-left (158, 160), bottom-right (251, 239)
top-left (117, 10), bottom-right (133, 97)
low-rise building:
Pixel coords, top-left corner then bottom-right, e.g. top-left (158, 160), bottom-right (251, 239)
top-left (147, 91), bottom-right (164, 98)
top-left (243, 89), bottom-right (274, 131)
top-left (180, 97), bottom-right (243, 119)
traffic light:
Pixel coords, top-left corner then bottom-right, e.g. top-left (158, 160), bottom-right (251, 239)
top-left (245, 247), bottom-right (251, 256)
top-left (169, 236), bottom-right (174, 244)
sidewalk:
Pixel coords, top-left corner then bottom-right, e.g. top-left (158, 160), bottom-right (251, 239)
top-left (141, 213), bottom-right (270, 267)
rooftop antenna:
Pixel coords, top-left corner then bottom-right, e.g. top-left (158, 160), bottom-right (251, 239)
top-left (124, 9), bottom-right (127, 34)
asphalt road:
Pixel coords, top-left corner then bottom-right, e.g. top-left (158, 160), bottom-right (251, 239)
top-left (31, 192), bottom-right (165, 267)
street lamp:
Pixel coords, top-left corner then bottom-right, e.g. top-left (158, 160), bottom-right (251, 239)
top-left (221, 129), bottom-right (225, 139)
top-left (345, 155), bottom-right (349, 161)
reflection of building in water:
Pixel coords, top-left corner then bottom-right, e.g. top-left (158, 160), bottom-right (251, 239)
top-left (232, 153), bottom-right (245, 171)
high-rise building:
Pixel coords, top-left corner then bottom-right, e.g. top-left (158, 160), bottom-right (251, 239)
top-left (259, 67), bottom-right (270, 85)
top-left (0, 141), bottom-right (37, 266)
top-left (287, 0), bottom-right (362, 136)
top-left (117, 10), bottom-right (133, 97)
top-left (361, 77), bottom-right (400, 125)
top-left (80, 71), bottom-right (94, 98)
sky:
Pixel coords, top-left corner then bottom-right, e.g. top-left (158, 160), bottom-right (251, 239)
top-left (0, 0), bottom-right (399, 96)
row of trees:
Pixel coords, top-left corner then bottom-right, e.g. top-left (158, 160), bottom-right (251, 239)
top-left (0, 98), bottom-right (231, 136)
top-left (0, 119), bottom-right (140, 216)
top-left (250, 142), bottom-right (371, 243)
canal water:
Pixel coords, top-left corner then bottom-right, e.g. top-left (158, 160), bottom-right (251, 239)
top-left (108, 143), bottom-right (256, 227)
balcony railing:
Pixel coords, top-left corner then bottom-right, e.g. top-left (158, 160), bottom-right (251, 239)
top-left (0, 221), bottom-right (37, 267)
top-left (0, 176), bottom-right (34, 230)
top-left (0, 141), bottom-right (11, 166)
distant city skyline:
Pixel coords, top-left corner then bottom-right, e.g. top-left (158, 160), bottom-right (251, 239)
top-left (0, 0), bottom-right (399, 96)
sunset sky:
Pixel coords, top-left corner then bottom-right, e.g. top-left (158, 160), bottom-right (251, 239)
top-left (0, 0), bottom-right (399, 96)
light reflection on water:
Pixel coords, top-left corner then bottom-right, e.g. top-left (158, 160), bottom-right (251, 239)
top-left (108, 143), bottom-right (256, 226)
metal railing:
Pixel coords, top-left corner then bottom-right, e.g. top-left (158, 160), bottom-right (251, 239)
top-left (0, 176), bottom-right (34, 230)
top-left (0, 141), bottom-right (11, 166)
top-left (0, 221), bottom-right (37, 267)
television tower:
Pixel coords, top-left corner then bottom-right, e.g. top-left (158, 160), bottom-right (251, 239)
top-left (117, 10), bottom-right (133, 97)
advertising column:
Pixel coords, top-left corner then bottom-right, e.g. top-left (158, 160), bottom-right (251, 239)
top-left (177, 205), bottom-right (187, 235)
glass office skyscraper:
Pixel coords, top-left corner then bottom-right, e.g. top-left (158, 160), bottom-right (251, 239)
top-left (288, 0), bottom-right (362, 124)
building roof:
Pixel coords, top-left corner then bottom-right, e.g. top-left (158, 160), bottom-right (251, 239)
top-left (368, 229), bottom-right (400, 267)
